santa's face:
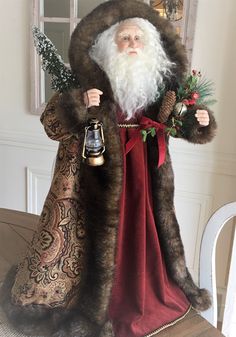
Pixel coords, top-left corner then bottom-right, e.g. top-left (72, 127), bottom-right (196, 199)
top-left (115, 24), bottom-right (144, 56)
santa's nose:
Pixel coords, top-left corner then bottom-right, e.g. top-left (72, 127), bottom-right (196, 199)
top-left (129, 38), bottom-right (137, 48)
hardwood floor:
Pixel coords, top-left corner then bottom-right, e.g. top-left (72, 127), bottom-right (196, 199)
top-left (0, 208), bottom-right (225, 337)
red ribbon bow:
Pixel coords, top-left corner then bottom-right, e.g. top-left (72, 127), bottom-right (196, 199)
top-left (125, 116), bottom-right (166, 168)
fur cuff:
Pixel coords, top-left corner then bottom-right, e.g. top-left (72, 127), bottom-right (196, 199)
top-left (180, 105), bottom-right (217, 144)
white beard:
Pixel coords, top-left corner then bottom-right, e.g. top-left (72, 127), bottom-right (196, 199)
top-left (100, 48), bottom-right (163, 119)
top-left (90, 18), bottom-right (174, 120)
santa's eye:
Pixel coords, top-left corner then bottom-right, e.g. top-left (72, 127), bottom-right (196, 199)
top-left (134, 36), bottom-right (141, 41)
top-left (122, 36), bottom-right (130, 41)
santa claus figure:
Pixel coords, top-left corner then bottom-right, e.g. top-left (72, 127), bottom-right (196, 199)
top-left (1, 1), bottom-right (217, 337)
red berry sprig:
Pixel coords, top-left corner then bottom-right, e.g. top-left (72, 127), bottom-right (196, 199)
top-left (182, 92), bottom-right (200, 106)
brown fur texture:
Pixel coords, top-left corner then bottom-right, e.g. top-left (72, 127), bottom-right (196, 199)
top-left (1, 0), bottom-right (217, 336)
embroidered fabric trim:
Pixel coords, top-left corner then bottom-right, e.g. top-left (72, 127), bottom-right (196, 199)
top-left (118, 124), bottom-right (139, 128)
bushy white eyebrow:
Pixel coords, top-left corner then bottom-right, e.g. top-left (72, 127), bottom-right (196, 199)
top-left (116, 27), bottom-right (144, 37)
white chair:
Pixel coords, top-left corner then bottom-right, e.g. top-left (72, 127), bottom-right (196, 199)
top-left (200, 201), bottom-right (236, 336)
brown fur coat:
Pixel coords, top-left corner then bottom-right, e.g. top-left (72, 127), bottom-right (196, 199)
top-left (1, 1), bottom-right (217, 336)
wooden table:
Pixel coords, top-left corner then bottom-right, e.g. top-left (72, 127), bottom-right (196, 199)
top-left (155, 309), bottom-right (224, 336)
top-left (0, 208), bottom-right (38, 283)
top-left (0, 208), bottom-right (225, 337)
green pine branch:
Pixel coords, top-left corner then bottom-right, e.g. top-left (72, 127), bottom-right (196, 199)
top-left (32, 26), bottom-right (79, 92)
top-left (176, 71), bottom-right (216, 107)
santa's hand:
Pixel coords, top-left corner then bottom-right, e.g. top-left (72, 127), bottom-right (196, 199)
top-left (83, 88), bottom-right (103, 108)
top-left (195, 109), bottom-right (210, 126)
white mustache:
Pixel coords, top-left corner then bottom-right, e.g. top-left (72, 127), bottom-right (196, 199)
top-left (125, 48), bottom-right (141, 55)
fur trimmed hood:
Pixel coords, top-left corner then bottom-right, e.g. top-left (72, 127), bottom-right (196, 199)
top-left (69, 0), bottom-right (187, 95)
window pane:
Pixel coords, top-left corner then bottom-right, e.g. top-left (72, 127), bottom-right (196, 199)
top-left (175, 25), bottom-right (181, 36)
top-left (45, 71), bottom-right (55, 102)
top-left (44, 0), bottom-right (70, 18)
top-left (44, 22), bottom-right (70, 63)
top-left (77, 0), bottom-right (105, 18)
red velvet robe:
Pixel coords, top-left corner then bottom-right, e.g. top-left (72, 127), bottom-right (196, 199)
top-left (108, 114), bottom-right (190, 337)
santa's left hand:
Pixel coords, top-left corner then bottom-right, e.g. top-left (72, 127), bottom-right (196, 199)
top-left (195, 109), bottom-right (210, 126)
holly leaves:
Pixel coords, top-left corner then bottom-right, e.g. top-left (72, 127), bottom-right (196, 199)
top-left (141, 127), bottom-right (156, 142)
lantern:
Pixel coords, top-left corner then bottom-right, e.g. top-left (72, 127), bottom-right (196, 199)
top-left (82, 118), bottom-right (105, 166)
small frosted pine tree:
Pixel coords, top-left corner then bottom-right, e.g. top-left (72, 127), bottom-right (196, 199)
top-left (32, 26), bottom-right (79, 92)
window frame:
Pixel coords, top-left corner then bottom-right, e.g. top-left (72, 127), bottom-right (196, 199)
top-left (31, 0), bottom-right (80, 114)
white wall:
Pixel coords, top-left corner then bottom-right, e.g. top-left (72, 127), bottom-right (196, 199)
top-left (192, 0), bottom-right (236, 155)
top-left (0, 0), bottom-right (236, 291)
top-left (0, 0), bottom-right (41, 134)
top-left (0, 0), bottom-right (57, 211)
